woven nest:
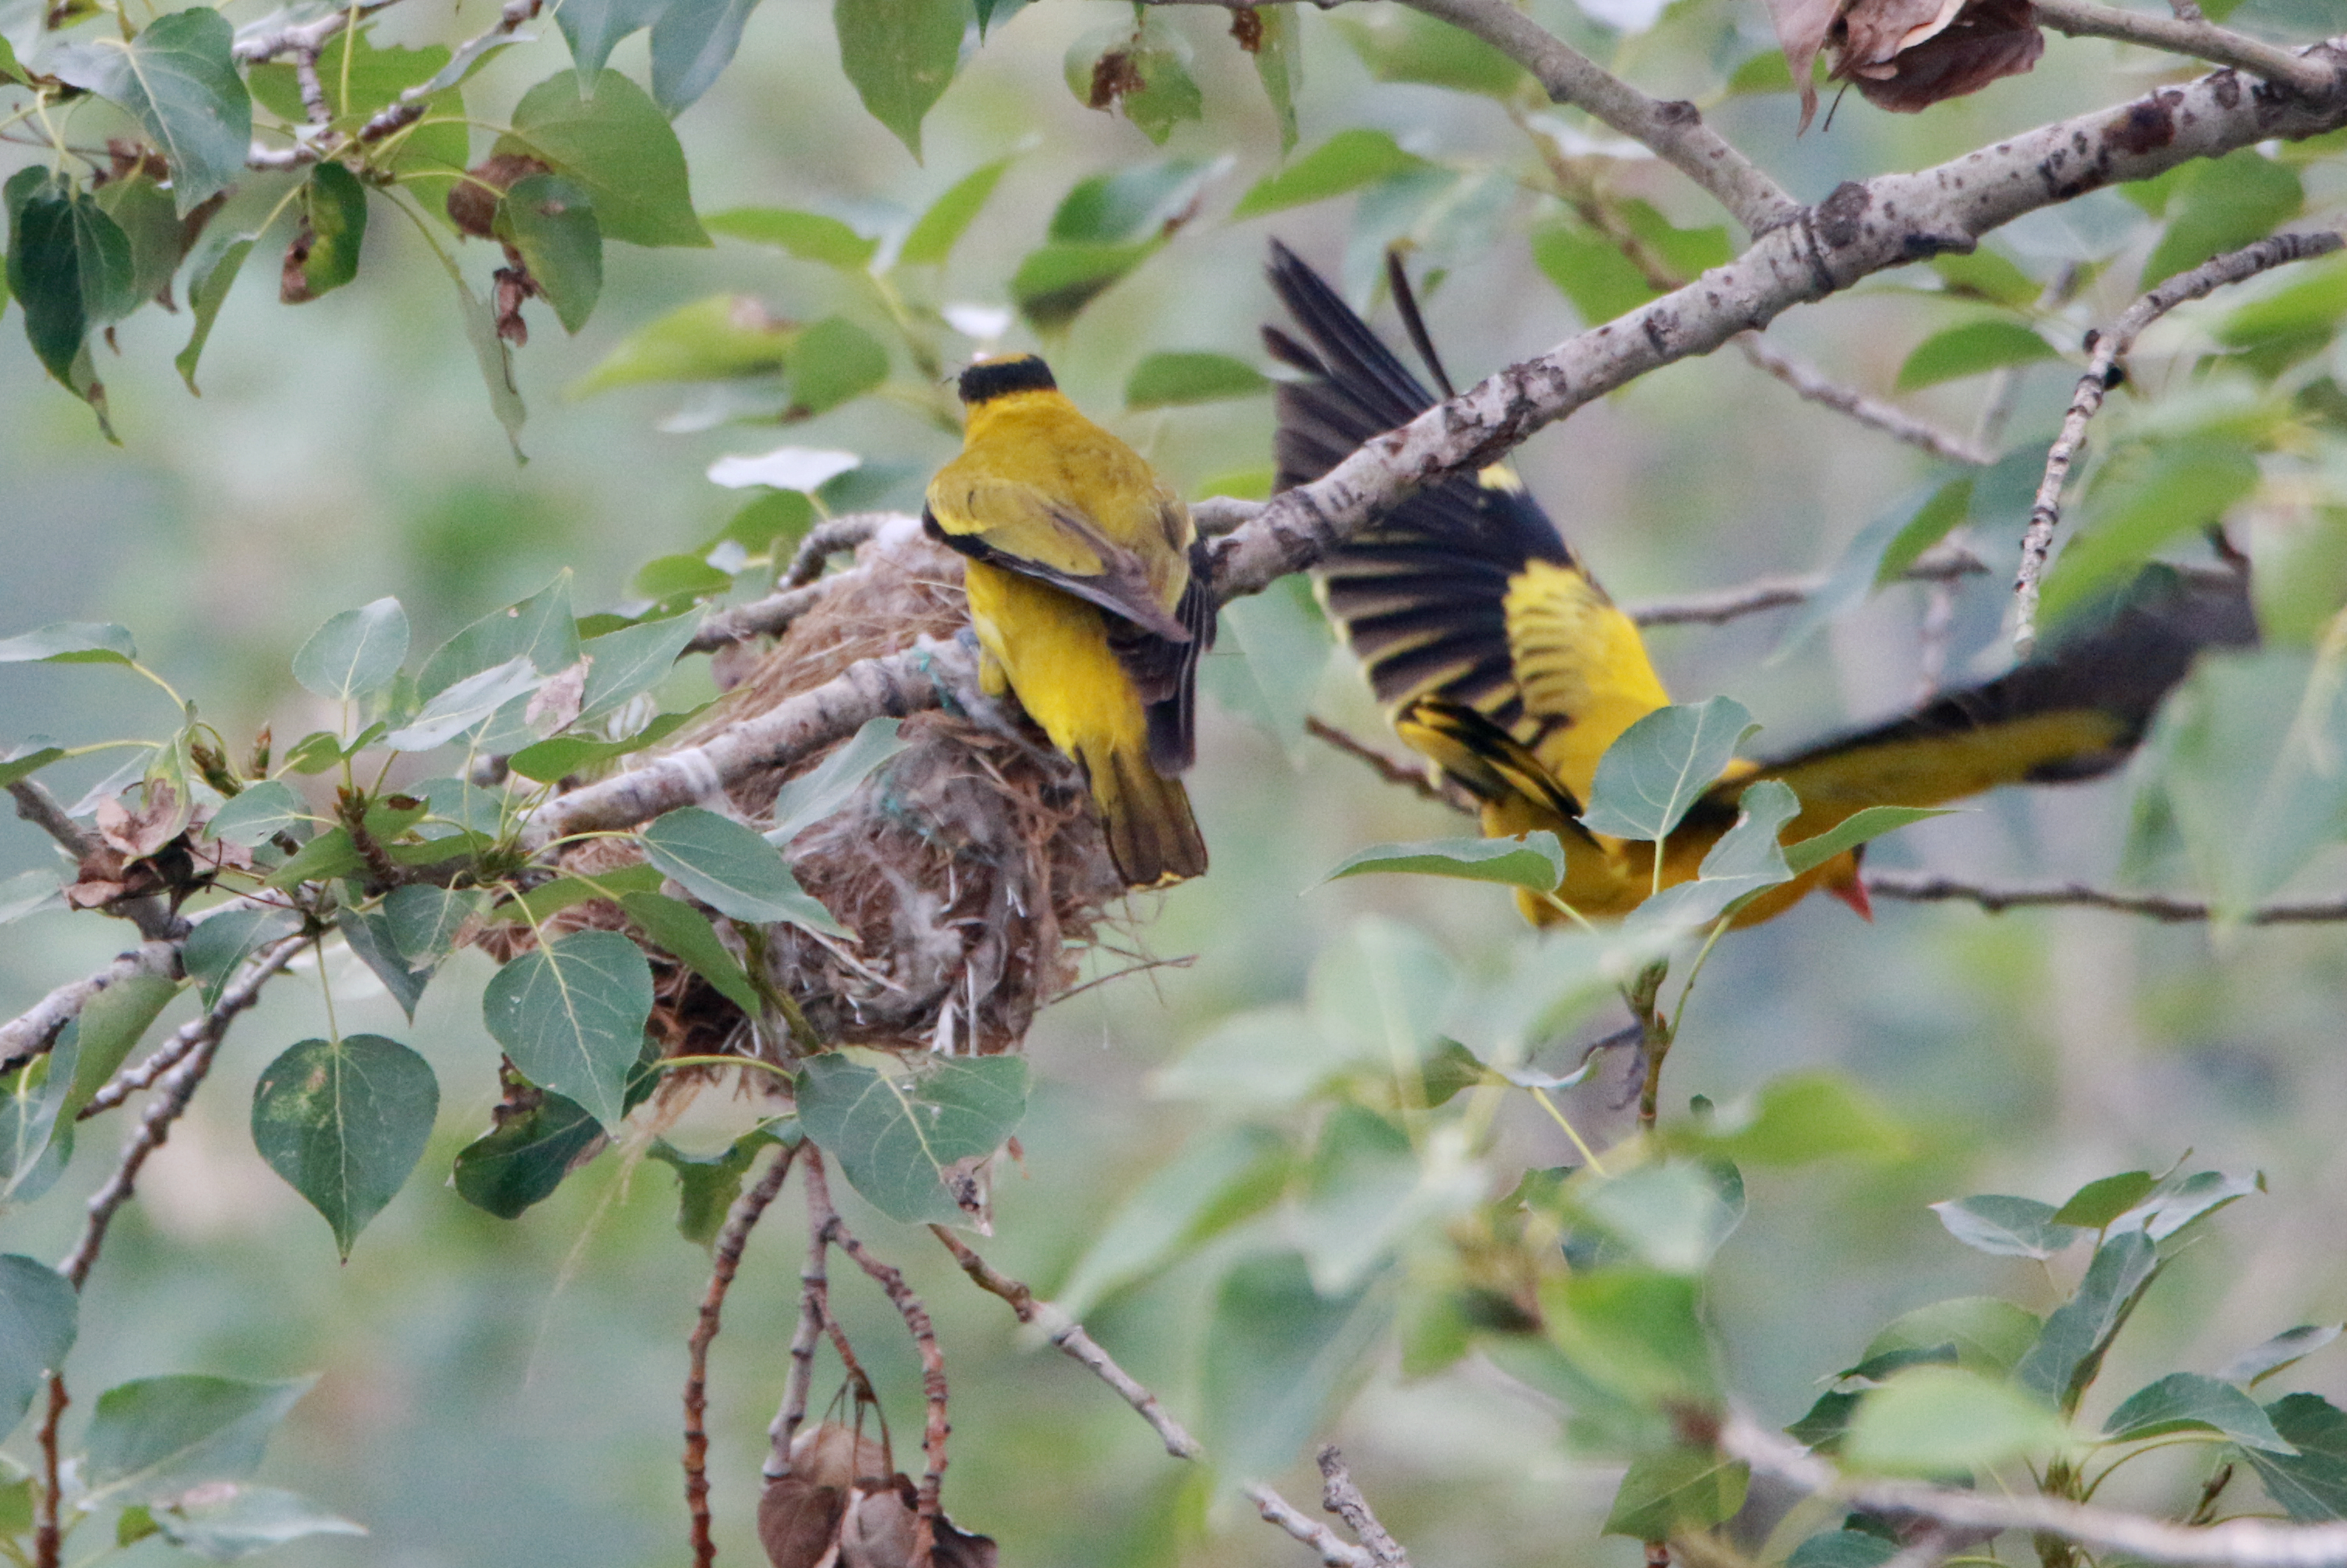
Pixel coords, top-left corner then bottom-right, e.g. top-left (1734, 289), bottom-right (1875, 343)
top-left (650, 518), bottom-right (1125, 1057)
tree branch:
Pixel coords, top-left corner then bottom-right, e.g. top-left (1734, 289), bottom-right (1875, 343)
top-left (1735, 333), bottom-right (1994, 467)
top-left (685, 1140), bottom-right (798, 1568)
top-left (76, 932), bottom-right (308, 1118)
top-left (1865, 870), bottom-right (2347, 923)
top-left (768, 1157), bottom-right (836, 1479)
top-left (686, 577), bottom-right (850, 654)
top-left (1317, 1448), bottom-right (1411, 1568)
top-left (1248, 1483), bottom-right (1377, 1568)
top-left (803, 1152), bottom-right (949, 1561)
top-left (1206, 43), bottom-right (2347, 604)
top-left (2032, 0), bottom-right (2336, 95)
top-left (9, 779), bottom-right (182, 943)
top-left (244, 0), bottom-right (540, 169)
top-left (1722, 1411), bottom-right (2347, 1566)
top-left (2012, 227), bottom-right (2343, 652)
top-left (927, 1225), bottom-right (1203, 1459)
top-left (784, 514), bottom-right (892, 588)
top-left (1623, 545), bottom-right (1990, 627)
top-left (0, 943), bottom-right (183, 1074)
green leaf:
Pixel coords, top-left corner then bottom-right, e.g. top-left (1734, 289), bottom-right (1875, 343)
top-left (1770, 475), bottom-right (1973, 660)
top-left (2105, 1372), bottom-right (2295, 1452)
top-left (0, 1046), bottom-right (77, 1208)
top-left (1232, 129), bottom-right (1428, 220)
top-left (649, 1127), bottom-right (791, 1244)
top-left (709, 491), bottom-right (815, 556)
top-left (505, 708), bottom-right (697, 782)
top-left (181, 907), bottom-right (302, 1011)
top-left (1581, 698), bottom-right (1759, 843)
top-left (450, 267), bottom-right (527, 453)
top-left (1205, 574), bottom-right (1332, 760)
top-left (202, 774), bottom-right (312, 845)
top-left (1862, 1297), bottom-right (2042, 1379)
top-left (764, 718), bottom-right (909, 844)
top-left (641, 806), bottom-right (843, 930)
top-left (898, 157), bottom-right (1010, 267)
top-left (650, 0), bottom-right (762, 112)
top-left (381, 886), bottom-right (481, 967)
top-left (381, 656), bottom-right (543, 751)
top-left (452, 1091), bottom-right (602, 1218)
top-left (1050, 157), bottom-right (1222, 247)
top-left (633, 553), bottom-right (735, 601)
top-left (1675, 1070), bottom-right (1911, 1166)
top-left (2118, 1167), bottom-right (2262, 1241)
top-left (619, 891), bottom-right (762, 1012)
top-left (704, 207), bottom-right (877, 270)
top-left (1542, 1266), bottom-right (1717, 1409)
top-left (0, 1256), bottom-right (77, 1436)
top-left (0, 870), bottom-right (61, 925)
top-left (1532, 219), bottom-right (1659, 327)
top-left (1895, 320), bottom-right (2060, 392)
top-left (1787, 1532), bottom-right (1900, 1568)
top-left (339, 904), bottom-right (436, 1020)
top-left (2221, 1325), bottom-right (2343, 1388)
top-left (569, 294), bottom-right (798, 394)
top-left (421, 576), bottom-right (578, 696)
top-left (1573, 1160), bottom-right (1746, 1274)
top-left (1845, 1366), bottom-right (2072, 1476)
top-left (1604, 1446), bottom-right (1749, 1539)
top-left (1064, 17), bottom-right (1201, 146)
top-left (1056, 1123), bottom-right (1289, 1317)
top-left (2041, 439), bottom-right (2260, 626)
top-left (151, 1483), bottom-right (367, 1559)
top-left (497, 861), bottom-right (665, 923)
top-left (2244, 1395), bottom-right (2347, 1521)
top-left (1629, 779), bottom-right (1797, 930)
top-left (1323, 833), bottom-right (1564, 893)
top-left (251, 1035), bottom-right (439, 1259)
top-left (482, 931), bottom-right (655, 1131)
top-left (50, 10), bottom-right (252, 214)
top-left (1248, 2), bottom-right (1301, 152)
top-left (1010, 237), bottom-right (1162, 333)
top-left (1332, 5), bottom-right (1528, 95)
top-left (2016, 1229), bottom-right (2160, 1414)
top-left (285, 162), bottom-right (367, 301)
top-left (496, 174), bottom-right (601, 335)
top-left (794, 1053), bottom-right (1026, 1223)
top-left (573, 612), bottom-right (699, 722)
top-left (248, 27), bottom-right (450, 122)
top-left (2216, 253), bottom-right (2347, 377)
top-left (835, 0), bottom-right (967, 159)
top-left (1200, 1253), bottom-right (1387, 1480)
top-left (1930, 1194), bottom-right (2081, 1259)
top-left (2142, 150), bottom-right (2302, 289)
top-left (1125, 351), bottom-right (1267, 408)
top-left (2052, 1169), bottom-right (2159, 1228)
top-left (91, 174), bottom-right (181, 309)
top-left (497, 70), bottom-right (708, 247)
top-left (0, 746), bottom-right (67, 788)
top-left (1783, 805), bottom-right (1952, 876)
top-left (84, 1376), bottom-right (314, 1505)
top-left (175, 233), bottom-right (254, 394)
top-left (264, 826), bottom-right (364, 887)
top-left (553, 0), bottom-right (670, 86)
top-left (67, 973), bottom-right (177, 1119)
top-left (293, 598), bottom-right (409, 704)
top-left (1930, 247), bottom-right (2044, 308)
top-left (785, 314), bottom-right (887, 414)
top-left (5, 177), bottom-right (133, 410)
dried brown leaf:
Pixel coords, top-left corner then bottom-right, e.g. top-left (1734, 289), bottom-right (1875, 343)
top-left (1837, 0), bottom-right (2042, 111)
top-left (527, 657), bottom-right (589, 735)
top-left (758, 1477), bottom-right (847, 1568)
top-left (95, 780), bottom-right (184, 859)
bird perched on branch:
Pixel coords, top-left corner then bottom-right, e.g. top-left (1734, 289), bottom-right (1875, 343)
top-left (925, 353), bottom-right (1212, 887)
top-left (1261, 240), bottom-right (2256, 926)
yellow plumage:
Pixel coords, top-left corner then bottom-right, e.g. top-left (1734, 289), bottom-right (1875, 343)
top-left (925, 354), bottom-right (1209, 888)
top-left (1263, 242), bottom-right (2254, 929)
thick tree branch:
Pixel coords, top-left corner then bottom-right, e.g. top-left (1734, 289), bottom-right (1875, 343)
top-left (1865, 870), bottom-right (2347, 922)
top-left (2013, 228), bottom-right (2343, 651)
top-left (1724, 1411), bottom-right (2347, 1566)
top-left (2033, 0), bottom-right (2335, 95)
top-left (928, 1226), bottom-right (1203, 1459)
top-left (1208, 43), bottom-right (2347, 602)
top-left (784, 515), bottom-right (892, 588)
top-left (685, 1140), bottom-right (798, 1568)
top-left (0, 943), bottom-right (182, 1073)
top-left (1736, 333), bottom-right (1994, 467)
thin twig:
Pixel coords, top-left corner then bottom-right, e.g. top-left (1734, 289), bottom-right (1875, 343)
top-left (768, 1166), bottom-right (836, 1478)
top-left (1737, 335), bottom-right (1994, 467)
top-left (686, 1141), bottom-right (799, 1568)
top-left (245, 0), bottom-right (539, 169)
top-left (804, 1153), bottom-right (949, 1563)
top-left (2014, 228), bottom-right (2345, 653)
top-left (928, 1226), bottom-right (1202, 1459)
top-left (1248, 1483), bottom-right (1375, 1568)
top-left (687, 575), bottom-right (856, 654)
top-left (2032, 0), bottom-right (2336, 95)
top-left (0, 943), bottom-right (183, 1073)
top-left (1304, 718), bottom-right (1458, 808)
top-left (1625, 546), bottom-right (1989, 628)
top-left (1723, 1411), bottom-right (2347, 1566)
top-left (1864, 870), bottom-right (2347, 923)
top-left (1318, 1448), bottom-right (1411, 1568)
top-left (784, 515), bottom-right (893, 588)
top-left (291, 52), bottom-right (332, 125)
top-left (232, 0), bottom-right (402, 64)
top-left (33, 1373), bottom-right (64, 1568)
top-left (78, 934), bottom-right (308, 1118)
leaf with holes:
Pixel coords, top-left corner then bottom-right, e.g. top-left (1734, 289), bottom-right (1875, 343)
top-left (795, 1053), bottom-right (1027, 1223)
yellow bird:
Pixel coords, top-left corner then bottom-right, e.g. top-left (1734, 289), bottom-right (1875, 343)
top-left (1262, 241), bottom-right (2256, 926)
top-left (925, 354), bottom-right (1211, 887)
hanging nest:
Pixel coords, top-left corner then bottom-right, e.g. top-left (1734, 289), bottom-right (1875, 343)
top-left (622, 516), bottom-right (1126, 1060)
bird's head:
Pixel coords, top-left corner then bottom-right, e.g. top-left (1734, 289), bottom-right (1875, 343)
top-left (955, 353), bottom-right (1058, 406)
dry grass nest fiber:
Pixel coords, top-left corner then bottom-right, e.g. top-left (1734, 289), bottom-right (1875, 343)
top-left (667, 516), bottom-right (1125, 1056)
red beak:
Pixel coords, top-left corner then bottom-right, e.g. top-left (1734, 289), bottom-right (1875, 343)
top-left (1828, 877), bottom-right (1873, 921)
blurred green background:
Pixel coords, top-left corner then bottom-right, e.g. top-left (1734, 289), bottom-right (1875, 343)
top-left (5, 0), bottom-right (2347, 1560)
